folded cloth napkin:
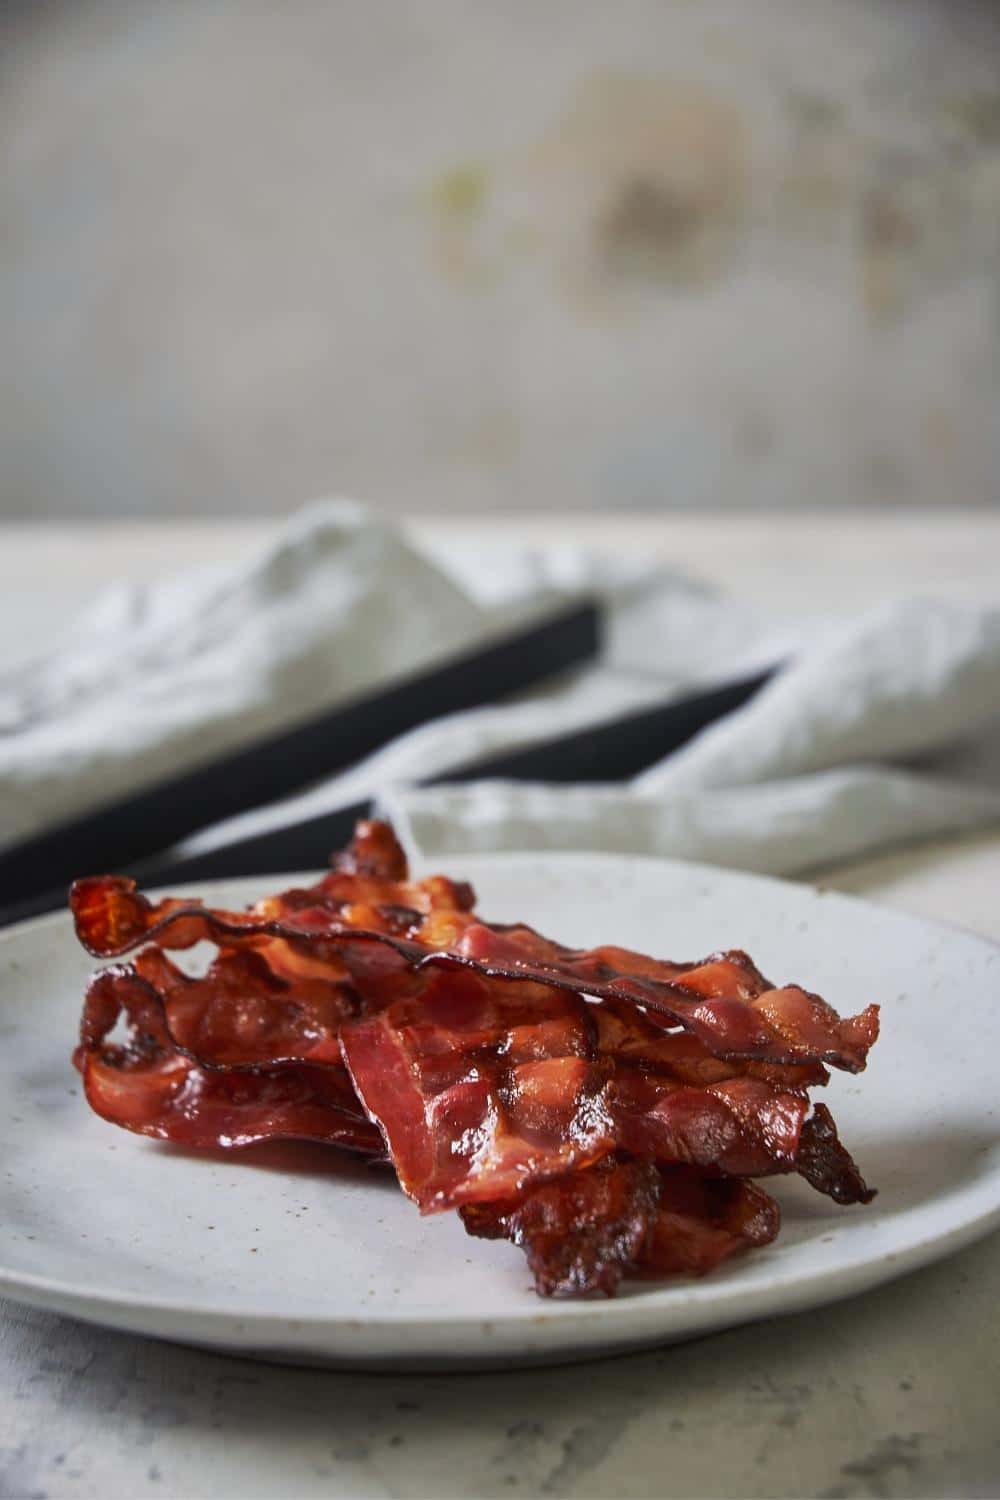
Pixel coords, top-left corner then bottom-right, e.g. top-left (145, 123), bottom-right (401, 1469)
top-left (384, 595), bottom-right (1000, 876)
top-left (0, 501), bottom-right (534, 850)
top-left (4, 502), bottom-right (1000, 880)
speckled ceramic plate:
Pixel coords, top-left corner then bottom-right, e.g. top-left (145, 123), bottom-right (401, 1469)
top-left (2, 852), bottom-right (999, 1370)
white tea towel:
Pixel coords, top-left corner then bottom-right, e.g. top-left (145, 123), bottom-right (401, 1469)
top-left (383, 596), bottom-right (1000, 874)
top-left (0, 501), bottom-right (560, 850)
top-left (3, 502), bottom-right (1000, 880)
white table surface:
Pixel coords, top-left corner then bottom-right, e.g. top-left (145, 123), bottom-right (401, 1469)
top-left (2, 512), bottom-right (999, 1500)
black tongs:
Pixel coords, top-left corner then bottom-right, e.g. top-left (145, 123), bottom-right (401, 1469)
top-left (0, 599), bottom-right (599, 921)
top-left (126, 662), bottom-right (774, 891)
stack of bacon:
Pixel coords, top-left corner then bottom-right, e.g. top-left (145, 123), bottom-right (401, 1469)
top-left (70, 821), bottom-right (879, 1298)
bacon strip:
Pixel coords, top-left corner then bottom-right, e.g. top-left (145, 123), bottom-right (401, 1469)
top-left (70, 859), bottom-right (878, 1074)
top-left (592, 997), bottom-right (863, 1187)
top-left (460, 1159), bottom-right (782, 1297)
top-left (640, 1168), bottom-right (782, 1278)
top-left (445, 921), bottom-right (878, 1075)
top-left (75, 951), bottom-right (863, 1208)
top-left (132, 948), bottom-right (357, 1068)
top-left (75, 965), bottom-right (381, 1154)
top-left (339, 971), bottom-right (870, 1209)
top-left (591, 994), bottom-right (830, 1090)
top-left (796, 1102), bottom-right (875, 1205)
top-left (339, 972), bottom-right (616, 1211)
top-left (610, 1070), bottom-right (808, 1179)
top-left (461, 1158), bottom-right (663, 1297)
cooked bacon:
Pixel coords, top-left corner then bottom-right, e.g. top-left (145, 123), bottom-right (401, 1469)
top-left (796, 1102), bottom-right (875, 1205)
top-left (607, 1049), bottom-right (870, 1200)
top-left (132, 948), bottom-right (356, 1067)
top-left (610, 1069), bottom-right (809, 1179)
top-left (460, 1159), bottom-right (781, 1296)
top-left (330, 817), bottom-right (411, 881)
top-left (70, 829), bottom-right (879, 1075)
top-left (75, 965), bottom-right (381, 1154)
top-left (339, 971), bottom-right (616, 1211)
top-left (591, 994), bottom-right (830, 1090)
top-left (340, 969), bottom-right (870, 1209)
top-left (593, 997), bottom-right (841, 1182)
top-left (461, 1158), bottom-right (663, 1297)
top-left (68, 819), bottom-right (879, 1297)
top-left (70, 818), bottom-right (471, 959)
top-left (444, 922), bottom-right (879, 1075)
top-left (639, 1167), bottom-right (781, 1277)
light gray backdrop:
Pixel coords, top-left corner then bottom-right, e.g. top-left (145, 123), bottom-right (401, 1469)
top-left (4, 0), bottom-right (999, 518)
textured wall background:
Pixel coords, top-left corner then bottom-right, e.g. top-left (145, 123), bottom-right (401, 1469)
top-left (3, 0), bottom-right (999, 518)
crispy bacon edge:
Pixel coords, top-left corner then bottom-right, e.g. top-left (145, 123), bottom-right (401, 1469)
top-left (460, 1158), bottom-right (783, 1297)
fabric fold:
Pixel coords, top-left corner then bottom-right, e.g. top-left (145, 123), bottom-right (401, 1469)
top-left (4, 502), bottom-right (1000, 879)
top-left (379, 767), bottom-right (1000, 876)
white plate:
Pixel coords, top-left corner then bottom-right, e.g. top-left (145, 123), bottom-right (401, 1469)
top-left (2, 852), bottom-right (999, 1370)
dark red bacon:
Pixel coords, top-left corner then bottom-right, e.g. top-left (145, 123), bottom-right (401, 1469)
top-left (339, 969), bottom-right (871, 1209)
top-left (461, 1158), bottom-right (663, 1297)
top-left (445, 921), bottom-right (879, 1075)
top-left (132, 947), bottom-right (356, 1067)
top-left (460, 1159), bottom-right (782, 1297)
top-left (330, 817), bottom-right (410, 882)
top-left (339, 971), bottom-right (616, 1211)
top-left (75, 965), bottom-right (381, 1154)
top-left (70, 825), bottom-right (879, 1075)
top-left (610, 1069), bottom-right (809, 1180)
top-left (796, 1102), bottom-right (875, 1205)
top-left (70, 819), bottom-right (471, 959)
top-left (590, 993), bottom-right (830, 1090)
top-left (68, 818), bottom-right (879, 1298)
top-left (640, 1168), bottom-right (781, 1278)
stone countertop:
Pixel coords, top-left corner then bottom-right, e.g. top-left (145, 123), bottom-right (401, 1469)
top-left (2, 513), bottom-right (999, 1500)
